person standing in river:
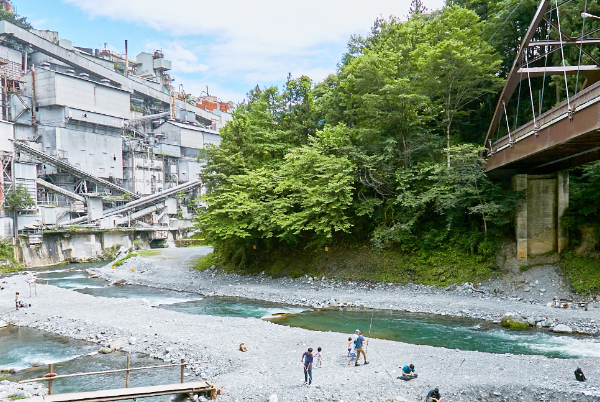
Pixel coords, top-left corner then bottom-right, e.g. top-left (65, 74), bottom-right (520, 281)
top-left (301, 348), bottom-right (313, 386)
top-left (354, 331), bottom-right (368, 366)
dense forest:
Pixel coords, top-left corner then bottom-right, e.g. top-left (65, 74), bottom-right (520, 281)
top-left (194, 0), bottom-right (600, 281)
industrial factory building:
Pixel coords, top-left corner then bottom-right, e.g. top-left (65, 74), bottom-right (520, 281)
top-left (0, 20), bottom-right (230, 266)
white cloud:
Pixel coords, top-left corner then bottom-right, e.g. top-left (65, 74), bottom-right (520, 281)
top-left (63, 0), bottom-right (446, 99)
top-left (145, 42), bottom-right (209, 73)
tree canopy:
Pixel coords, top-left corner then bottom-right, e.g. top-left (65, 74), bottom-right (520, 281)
top-left (196, 3), bottom-right (531, 268)
top-left (0, 2), bottom-right (32, 30)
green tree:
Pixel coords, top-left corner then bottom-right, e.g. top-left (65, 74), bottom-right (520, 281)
top-left (196, 4), bottom-right (522, 271)
top-left (4, 183), bottom-right (35, 242)
top-left (408, 0), bottom-right (428, 17)
top-left (413, 5), bottom-right (503, 166)
top-left (0, 1), bottom-right (32, 30)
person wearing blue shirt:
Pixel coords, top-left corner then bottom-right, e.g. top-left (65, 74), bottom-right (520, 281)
top-left (354, 331), bottom-right (369, 366)
top-left (426, 388), bottom-right (442, 402)
top-left (397, 364), bottom-right (417, 380)
top-left (301, 348), bottom-right (313, 386)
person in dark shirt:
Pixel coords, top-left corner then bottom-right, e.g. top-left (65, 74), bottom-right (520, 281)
top-left (426, 388), bottom-right (442, 402)
top-left (301, 348), bottom-right (313, 386)
top-left (398, 364), bottom-right (417, 380)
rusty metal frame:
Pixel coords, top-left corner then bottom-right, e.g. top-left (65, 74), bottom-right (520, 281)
top-left (485, 0), bottom-right (551, 145)
top-left (485, 0), bottom-right (600, 145)
top-left (486, 79), bottom-right (600, 173)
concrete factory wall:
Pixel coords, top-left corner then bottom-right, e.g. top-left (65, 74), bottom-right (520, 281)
top-left (40, 127), bottom-right (124, 179)
top-left (27, 69), bottom-right (131, 119)
top-left (18, 230), bottom-right (135, 267)
top-left (0, 120), bottom-right (14, 153)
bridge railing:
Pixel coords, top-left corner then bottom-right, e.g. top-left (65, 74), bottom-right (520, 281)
top-left (490, 78), bottom-right (600, 153)
top-left (20, 358), bottom-right (207, 395)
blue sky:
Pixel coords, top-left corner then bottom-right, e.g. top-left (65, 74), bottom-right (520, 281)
top-left (15, 0), bottom-right (445, 103)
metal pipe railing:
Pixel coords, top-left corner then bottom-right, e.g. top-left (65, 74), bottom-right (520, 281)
top-left (20, 358), bottom-right (208, 394)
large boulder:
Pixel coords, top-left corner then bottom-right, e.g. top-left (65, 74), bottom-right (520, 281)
top-left (553, 324), bottom-right (573, 333)
top-left (501, 315), bottom-right (529, 330)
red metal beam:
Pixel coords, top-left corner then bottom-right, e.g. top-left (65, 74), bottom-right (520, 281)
top-left (485, 0), bottom-right (551, 146)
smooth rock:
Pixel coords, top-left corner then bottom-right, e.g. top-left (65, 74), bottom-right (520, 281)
top-left (109, 340), bottom-right (123, 350)
top-left (553, 324), bottom-right (573, 333)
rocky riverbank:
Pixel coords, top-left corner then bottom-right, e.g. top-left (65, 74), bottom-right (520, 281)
top-left (93, 247), bottom-right (600, 336)
top-left (1, 247), bottom-right (600, 401)
top-left (0, 380), bottom-right (46, 402)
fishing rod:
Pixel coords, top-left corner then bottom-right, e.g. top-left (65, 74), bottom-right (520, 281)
top-left (366, 310), bottom-right (374, 353)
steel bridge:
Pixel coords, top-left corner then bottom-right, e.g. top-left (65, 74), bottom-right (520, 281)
top-left (485, 0), bottom-right (600, 176)
top-left (484, 0), bottom-right (600, 259)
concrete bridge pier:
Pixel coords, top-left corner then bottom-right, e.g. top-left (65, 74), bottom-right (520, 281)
top-left (512, 173), bottom-right (569, 260)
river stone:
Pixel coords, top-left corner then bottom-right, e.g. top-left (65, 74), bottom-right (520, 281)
top-left (501, 315), bottom-right (528, 330)
top-left (109, 340), bottom-right (123, 350)
top-left (98, 347), bottom-right (113, 354)
top-left (13, 390), bottom-right (28, 398)
top-left (553, 324), bottom-right (573, 333)
top-left (527, 317), bottom-right (536, 326)
top-left (269, 395), bottom-right (278, 402)
top-left (523, 286), bottom-right (531, 292)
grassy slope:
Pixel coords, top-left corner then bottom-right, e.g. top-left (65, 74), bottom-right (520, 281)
top-left (560, 252), bottom-right (600, 294)
top-left (194, 243), bottom-right (498, 287)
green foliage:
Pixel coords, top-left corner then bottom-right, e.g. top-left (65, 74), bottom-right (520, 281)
top-left (195, 4), bottom-right (522, 278)
top-left (193, 253), bottom-right (217, 272)
top-left (133, 239), bottom-right (144, 250)
top-left (0, 2), bottom-right (32, 30)
top-left (136, 249), bottom-right (159, 257)
top-left (209, 241), bottom-right (496, 286)
top-left (4, 184), bottom-right (34, 212)
top-left (501, 316), bottom-right (528, 330)
top-left (130, 104), bottom-right (149, 114)
top-left (562, 163), bottom-right (600, 243)
top-left (8, 395), bottom-right (27, 400)
top-left (0, 237), bottom-right (19, 273)
top-left (412, 6), bottom-right (503, 162)
top-left (113, 253), bottom-right (137, 266)
top-left (561, 252), bottom-right (600, 294)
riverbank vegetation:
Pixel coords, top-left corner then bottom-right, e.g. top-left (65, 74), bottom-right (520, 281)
top-left (195, 0), bottom-right (599, 284)
top-left (195, 243), bottom-right (498, 286)
top-left (0, 238), bottom-right (20, 274)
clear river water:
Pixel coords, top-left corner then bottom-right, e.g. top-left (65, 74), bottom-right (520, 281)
top-left (2, 261), bottom-right (600, 399)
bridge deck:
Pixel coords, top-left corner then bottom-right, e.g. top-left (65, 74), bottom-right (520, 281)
top-left (486, 78), bottom-right (600, 176)
top-left (40, 381), bottom-right (216, 402)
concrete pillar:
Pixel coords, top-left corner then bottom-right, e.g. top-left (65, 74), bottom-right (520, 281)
top-left (557, 172), bottom-right (569, 253)
top-left (512, 174), bottom-right (528, 260)
top-left (527, 175), bottom-right (558, 255)
top-left (511, 172), bottom-right (569, 258)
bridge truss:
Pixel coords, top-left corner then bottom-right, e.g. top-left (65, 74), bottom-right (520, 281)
top-left (485, 0), bottom-right (600, 176)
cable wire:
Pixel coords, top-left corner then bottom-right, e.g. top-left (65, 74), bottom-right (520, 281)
top-left (575, 0), bottom-right (589, 94)
top-left (555, 0), bottom-right (571, 111)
